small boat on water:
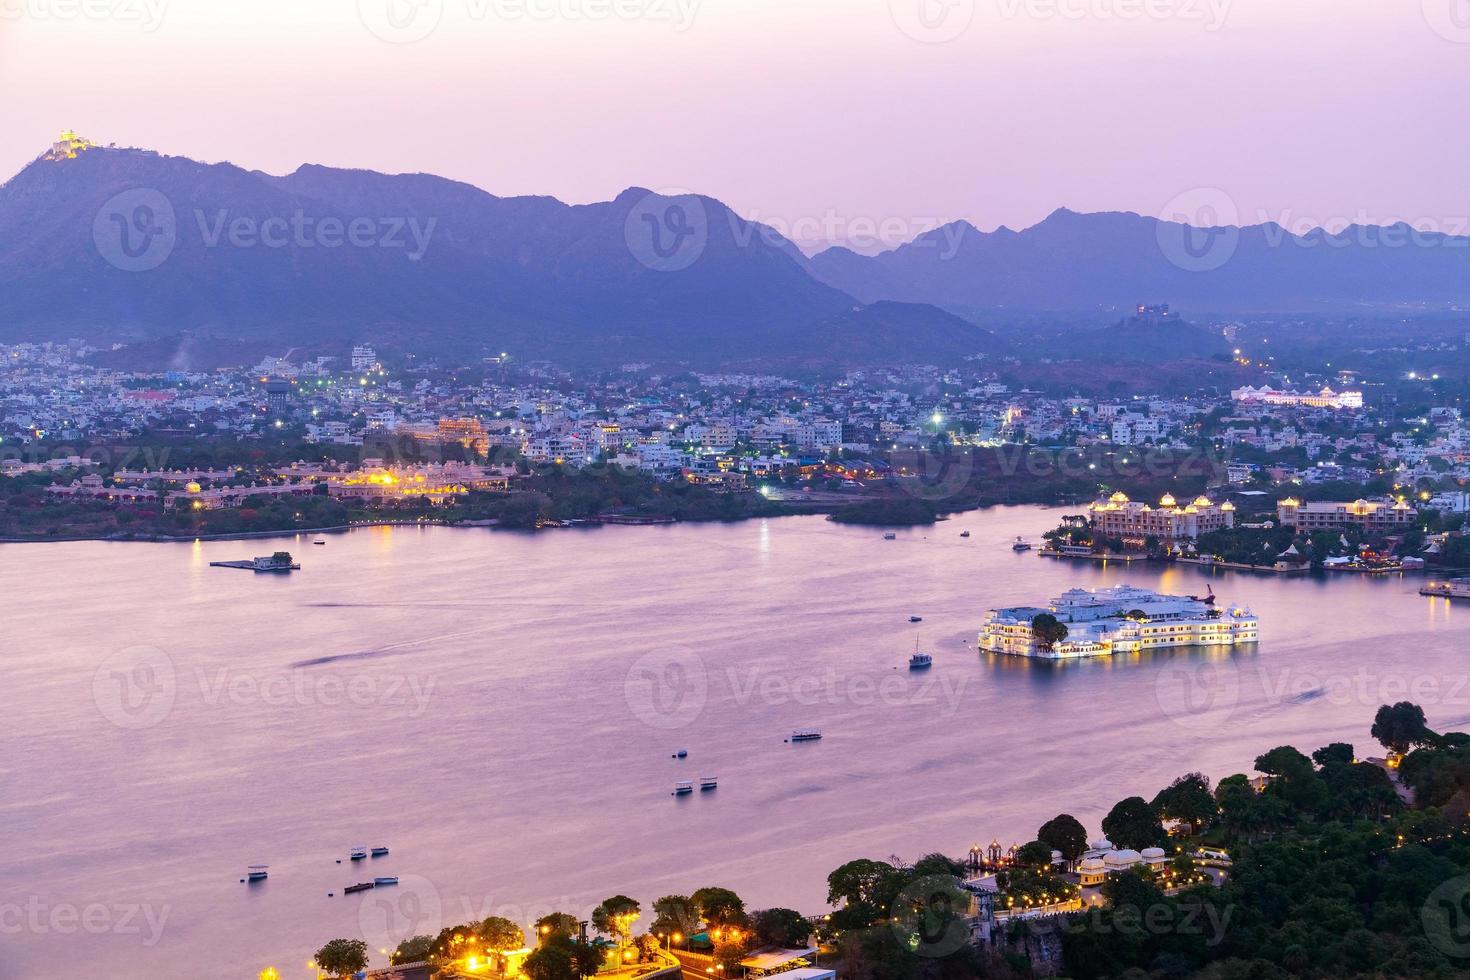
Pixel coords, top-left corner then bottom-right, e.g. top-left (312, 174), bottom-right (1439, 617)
top-left (370, 846), bottom-right (389, 858)
top-left (1011, 537), bottom-right (1032, 552)
top-left (789, 728), bottom-right (823, 742)
top-left (210, 551), bottom-right (300, 572)
top-left (374, 876), bottom-right (399, 887)
top-left (313, 539), bottom-right (326, 546)
top-left (909, 615), bottom-right (923, 623)
top-left (909, 652), bottom-right (933, 670)
top-left (673, 748), bottom-right (688, 759)
top-left (673, 780), bottom-right (695, 796)
top-left (344, 882), bottom-right (375, 895)
top-left (883, 532), bottom-right (897, 541)
top-left (349, 846), bottom-right (367, 861)
top-left (960, 530), bottom-right (971, 538)
top-left (246, 865), bottom-right (269, 882)
top-left (700, 776), bottom-right (718, 791)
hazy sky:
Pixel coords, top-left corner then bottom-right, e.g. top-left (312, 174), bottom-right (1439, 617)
top-left (4, 0), bottom-right (1469, 252)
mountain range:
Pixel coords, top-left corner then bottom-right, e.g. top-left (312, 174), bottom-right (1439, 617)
top-left (2, 143), bottom-right (1468, 367)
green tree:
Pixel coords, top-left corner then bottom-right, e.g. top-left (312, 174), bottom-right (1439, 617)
top-left (1313, 742), bottom-right (1356, 767)
top-left (1150, 772), bottom-right (1218, 835)
top-left (591, 895), bottom-right (640, 944)
top-left (649, 895), bottom-right (698, 939)
top-left (752, 907), bottom-right (812, 949)
top-left (1031, 612), bottom-right (1069, 651)
top-left (1372, 701), bottom-right (1432, 755)
top-left (313, 939), bottom-right (368, 979)
top-left (1102, 796), bottom-right (1165, 850)
top-left (535, 912), bottom-right (580, 941)
top-left (480, 916), bottom-right (526, 952)
top-left (1014, 840), bottom-right (1055, 868)
top-left (390, 935), bottom-right (434, 965)
top-left (691, 886), bottom-right (748, 929)
top-left (523, 935), bottom-right (601, 980)
top-left (1038, 813), bottom-right (1089, 866)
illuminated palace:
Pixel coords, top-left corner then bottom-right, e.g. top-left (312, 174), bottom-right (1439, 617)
top-left (1088, 492), bottom-right (1235, 545)
top-left (1277, 497), bottom-right (1415, 531)
top-left (1231, 385), bottom-right (1364, 409)
top-left (978, 585), bottom-right (1259, 660)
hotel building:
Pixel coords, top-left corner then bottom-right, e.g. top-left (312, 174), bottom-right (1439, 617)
top-left (1276, 497), bottom-right (1415, 531)
top-left (1088, 492), bottom-right (1235, 544)
top-left (1231, 385), bottom-right (1364, 410)
top-left (978, 585), bottom-right (1259, 660)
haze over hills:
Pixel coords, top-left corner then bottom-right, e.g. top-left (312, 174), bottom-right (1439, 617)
top-left (3, 142), bottom-right (1469, 368)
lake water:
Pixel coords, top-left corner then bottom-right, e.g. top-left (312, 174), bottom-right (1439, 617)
top-left (4, 506), bottom-right (1467, 979)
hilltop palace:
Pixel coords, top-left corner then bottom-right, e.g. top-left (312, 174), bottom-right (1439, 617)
top-left (977, 585), bottom-right (1259, 659)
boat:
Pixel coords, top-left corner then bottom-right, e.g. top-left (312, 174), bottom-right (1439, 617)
top-left (960, 530), bottom-right (971, 538)
top-left (1011, 537), bottom-right (1032, 552)
top-left (370, 846), bottom-right (389, 858)
top-left (789, 728), bottom-right (823, 742)
top-left (344, 882), bottom-right (375, 895)
top-left (374, 876), bottom-right (399, 886)
top-left (209, 551), bottom-right (300, 572)
top-left (909, 615), bottom-right (923, 623)
top-left (700, 776), bottom-right (718, 791)
top-left (909, 652), bottom-right (933, 670)
top-left (246, 865), bottom-right (269, 882)
top-left (313, 539), bottom-right (326, 546)
top-left (1423, 578), bottom-right (1470, 599)
top-left (673, 748), bottom-right (688, 759)
top-left (673, 780), bottom-right (694, 795)
top-left (349, 846), bottom-right (367, 861)
top-left (883, 532), bottom-right (897, 540)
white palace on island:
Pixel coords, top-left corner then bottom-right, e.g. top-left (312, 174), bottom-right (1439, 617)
top-left (977, 584), bottom-right (1259, 659)
top-left (1088, 492), bottom-right (1236, 545)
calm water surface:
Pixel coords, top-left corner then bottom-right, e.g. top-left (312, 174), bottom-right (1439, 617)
top-left (3, 507), bottom-right (1466, 979)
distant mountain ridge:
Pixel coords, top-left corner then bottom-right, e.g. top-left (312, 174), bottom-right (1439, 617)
top-left (3, 143), bottom-right (1468, 368)
top-left (808, 207), bottom-right (1470, 313)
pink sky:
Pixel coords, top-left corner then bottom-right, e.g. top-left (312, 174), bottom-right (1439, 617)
top-left (3, 0), bottom-right (1468, 252)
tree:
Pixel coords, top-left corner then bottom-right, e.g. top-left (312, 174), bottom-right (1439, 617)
top-left (650, 895), bottom-right (698, 939)
top-left (313, 939), bottom-right (368, 979)
top-left (752, 908), bottom-right (812, 949)
top-left (523, 937), bottom-right (576, 980)
top-left (1031, 613), bottom-right (1069, 651)
top-left (1014, 840), bottom-right (1055, 868)
top-left (480, 916), bottom-right (526, 952)
top-left (1313, 742), bottom-right (1356, 768)
top-left (536, 912), bottom-right (580, 941)
top-left (391, 935), bottom-right (434, 965)
top-left (825, 859), bottom-right (898, 931)
top-left (1372, 701), bottom-right (1431, 755)
top-left (1038, 814), bottom-right (1089, 866)
top-left (1150, 773), bottom-right (1218, 835)
top-left (1101, 796), bottom-right (1165, 850)
top-left (591, 896), bottom-right (640, 944)
top-left (691, 886), bottom-right (748, 929)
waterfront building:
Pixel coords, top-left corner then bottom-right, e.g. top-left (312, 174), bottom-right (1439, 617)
top-left (1087, 492), bottom-right (1235, 544)
top-left (978, 585), bottom-right (1259, 659)
top-left (1276, 497), bottom-right (1415, 531)
top-left (1231, 385), bottom-right (1364, 409)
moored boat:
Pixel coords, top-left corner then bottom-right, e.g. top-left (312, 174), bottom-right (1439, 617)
top-left (374, 876), bottom-right (399, 886)
top-left (909, 652), bottom-right (933, 670)
top-left (246, 865), bottom-right (269, 882)
top-left (700, 776), bottom-right (718, 790)
top-left (344, 882), bottom-right (374, 895)
top-left (789, 728), bottom-right (822, 742)
top-left (349, 845), bottom-right (367, 861)
top-left (1011, 537), bottom-right (1032, 552)
top-left (673, 780), bottom-right (694, 795)
top-left (883, 532), bottom-right (897, 540)
top-left (370, 846), bottom-right (389, 858)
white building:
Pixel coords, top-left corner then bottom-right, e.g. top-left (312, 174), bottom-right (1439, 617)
top-left (1232, 385), bottom-right (1363, 409)
top-left (351, 345), bottom-right (378, 371)
top-left (978, 585), bottom-right (1258, 659)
